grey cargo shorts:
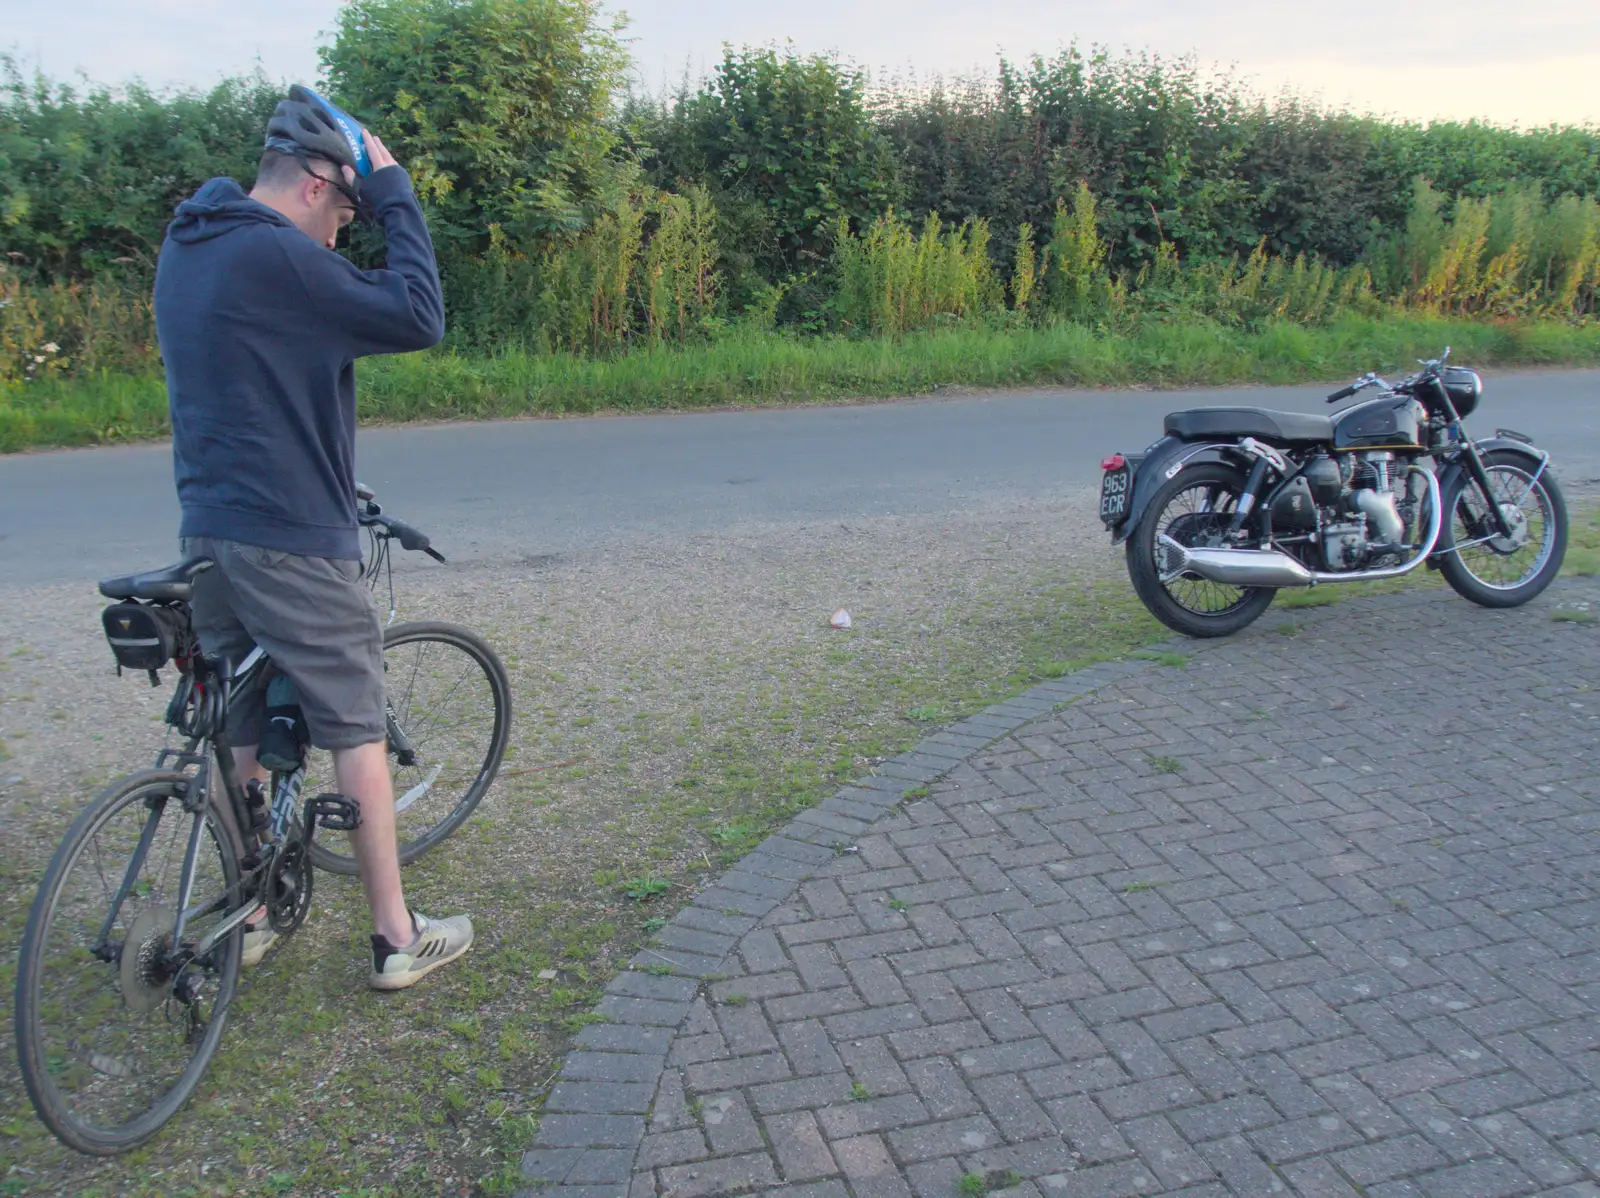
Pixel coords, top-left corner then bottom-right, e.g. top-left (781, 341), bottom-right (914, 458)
top-left (180, 536), bottom-right (386, 751)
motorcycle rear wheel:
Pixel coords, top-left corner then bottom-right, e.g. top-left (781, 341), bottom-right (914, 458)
top-left (1126, 463), bottom-right (1277, 639)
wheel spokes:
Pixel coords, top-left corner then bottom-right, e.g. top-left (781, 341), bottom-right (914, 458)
top-left (308, 632), bottom-right (501, 865)
top-left (28, 784), bottom-right (235, 1140)
top-left (1452, 466), bottom-right (1554, 590)
top-left (1155, 482), bottom-right (1254, 616)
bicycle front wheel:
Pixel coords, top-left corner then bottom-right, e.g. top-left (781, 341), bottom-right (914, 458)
top-left (14, 770), bottom-right (243, 1155)
top-left (308, 621), bottom-right (512, 876)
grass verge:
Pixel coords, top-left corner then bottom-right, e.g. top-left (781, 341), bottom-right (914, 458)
top-left (4, 315), bottom-right (1599, 452)
top-left (1566, 503), bottom-right (1600, 578)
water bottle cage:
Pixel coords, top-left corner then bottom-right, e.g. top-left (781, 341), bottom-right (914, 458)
top-left (245, 778), bottom-right (270, 832)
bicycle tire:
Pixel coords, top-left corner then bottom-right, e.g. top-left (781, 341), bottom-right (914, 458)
top-left (307, 620), bottom-right (512, 876)
top-left (14, 770), bottom-right (243, 1155)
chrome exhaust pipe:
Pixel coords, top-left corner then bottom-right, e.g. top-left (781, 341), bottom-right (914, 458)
top-left (1176, 546), bottom-right (1315, 587)
top-left (1167, 469), bottom-right (1444, 589)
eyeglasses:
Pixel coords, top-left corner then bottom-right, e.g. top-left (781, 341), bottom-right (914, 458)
top-left (292, 153), bottom-right (368, 220)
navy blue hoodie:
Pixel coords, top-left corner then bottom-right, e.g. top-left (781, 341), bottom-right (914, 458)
top-left (155, 165), bottom-right (444, 560)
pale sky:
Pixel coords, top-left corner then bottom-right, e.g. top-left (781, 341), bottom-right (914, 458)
top-left (3, 0), bottom-right (1597, 128)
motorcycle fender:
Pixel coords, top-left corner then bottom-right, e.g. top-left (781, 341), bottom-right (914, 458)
top-left (1428, 437), bottom-right (1550, 557)
top-left (1434, 436), bottom-right (1550, 502)
top-left (1110, 437), bottom-right (1243, 545)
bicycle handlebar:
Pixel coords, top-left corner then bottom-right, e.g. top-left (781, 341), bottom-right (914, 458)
top-left (355, 485), bottom-right (447, 563)
top-left (379, 515), bottom-right (446, 562)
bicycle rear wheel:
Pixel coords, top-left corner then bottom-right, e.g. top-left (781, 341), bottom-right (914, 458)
top-left (307, 621), bottom-right (511, 876)
top-left (14, 770), bottom-right (243, 1154)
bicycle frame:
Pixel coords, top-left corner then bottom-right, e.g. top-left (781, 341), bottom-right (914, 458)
top-left (90, 649), bottom-right (274, 971)
top-left (100, 632), bottom-right (431, 972)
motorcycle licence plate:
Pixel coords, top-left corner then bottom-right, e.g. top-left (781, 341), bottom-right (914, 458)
top-left (1100, 465), bottom-right (1131, 523)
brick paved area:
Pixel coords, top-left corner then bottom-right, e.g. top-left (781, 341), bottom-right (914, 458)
top-left (521, 583), bottom-right (1600, 1198)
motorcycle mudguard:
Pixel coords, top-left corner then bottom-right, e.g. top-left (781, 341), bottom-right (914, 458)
top-left (1428, 436), bottom-right (1551, 556)
top-left (1109, 436), bottom-right (1243, 546)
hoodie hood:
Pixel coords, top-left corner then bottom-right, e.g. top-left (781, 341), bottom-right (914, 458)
top-left (167, 178), bottom-right (294, 245)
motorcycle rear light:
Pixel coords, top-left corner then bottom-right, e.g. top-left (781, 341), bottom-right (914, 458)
top-left (1101, 454), bottom-right (1126, 471)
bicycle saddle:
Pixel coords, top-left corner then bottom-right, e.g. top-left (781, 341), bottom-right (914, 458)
top-left (98, 558), bottom-right (215, 603)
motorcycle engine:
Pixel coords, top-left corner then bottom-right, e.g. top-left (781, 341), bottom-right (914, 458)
top-left (1271, 451), bottom-right (1413, 572)
top-left (1319, 451), bottom-right (1410, 570)
top-left (1321, 519), bottom-right (1371, 570)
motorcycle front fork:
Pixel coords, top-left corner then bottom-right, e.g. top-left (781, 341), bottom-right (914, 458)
top-left (1458, 442), bottom-right (1515, 539)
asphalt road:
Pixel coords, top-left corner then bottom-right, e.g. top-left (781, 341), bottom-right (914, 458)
top-left (2, 370), bottom-right (1596, 587)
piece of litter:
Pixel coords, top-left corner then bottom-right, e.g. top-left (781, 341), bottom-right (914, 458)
top-left (830, 608), bottom-right (852, 629)
top-left (537, 969), bottom-right (559, 981)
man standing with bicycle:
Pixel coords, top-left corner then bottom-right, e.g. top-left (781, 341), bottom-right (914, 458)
top-left (154, 87), bottom-right (472, 989)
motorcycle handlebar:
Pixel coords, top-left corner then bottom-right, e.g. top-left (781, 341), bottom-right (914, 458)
top-left (1326, 384), bottom-right (1358, 404)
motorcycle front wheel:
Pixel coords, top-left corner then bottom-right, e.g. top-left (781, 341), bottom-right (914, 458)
top-left (1126, 462), bottom-right (1277, 639)
top-left (1435, 450), bottom-right (1567, 608)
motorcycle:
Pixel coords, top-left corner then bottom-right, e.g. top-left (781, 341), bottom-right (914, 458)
top-left (1100, 348), bottom-right (1569, 638)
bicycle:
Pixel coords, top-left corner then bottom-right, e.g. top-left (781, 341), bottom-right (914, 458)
top-left (13, 486), bottom-right (512, 1154)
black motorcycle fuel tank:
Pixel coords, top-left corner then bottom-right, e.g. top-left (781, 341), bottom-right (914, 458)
top-left (1332, 395), bottom-right (1426, 450)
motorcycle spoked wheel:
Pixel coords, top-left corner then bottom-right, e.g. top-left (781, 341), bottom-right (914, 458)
top-left (1435, 450), bottom-right (1568, 608)
top-left (1126, 463), bottom-right (1278, 639)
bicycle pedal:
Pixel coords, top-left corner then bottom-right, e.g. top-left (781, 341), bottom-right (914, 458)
top-left (306, 793), bottom-right (362, 831)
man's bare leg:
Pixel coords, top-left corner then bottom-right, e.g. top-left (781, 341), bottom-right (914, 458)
top-left (334, 740), bottom-right (413, 946)
top-left (232, 744), bottom-right (267, 788)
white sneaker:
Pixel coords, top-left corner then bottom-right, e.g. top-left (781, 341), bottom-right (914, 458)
top-left (242, 921), bottom-right (278, 968)
top-left (369, 912), bottom-right (474, 990)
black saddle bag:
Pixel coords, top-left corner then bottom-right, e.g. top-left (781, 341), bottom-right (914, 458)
top-left (101, 601), bottom-right (193, 673)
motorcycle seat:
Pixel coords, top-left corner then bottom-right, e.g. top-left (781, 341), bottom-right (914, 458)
top-left (1164, 407), bottom-right (1334, 445)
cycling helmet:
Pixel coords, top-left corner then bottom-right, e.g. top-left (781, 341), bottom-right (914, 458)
top-left (264, 85), bottom-right (371, 193)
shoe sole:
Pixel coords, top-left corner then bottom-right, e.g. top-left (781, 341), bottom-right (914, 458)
top-left (241, 935), bottom-right (276, 969)
top-left (368, 938), bottom-right (473, 991)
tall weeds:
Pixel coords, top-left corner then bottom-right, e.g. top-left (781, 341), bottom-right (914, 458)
top-left (832, 210), bottom-right (999, 335)
top-left (1042, 183), bottom-right (1116, 323)
top-left (5, 176), bottom-right (1599, 390)
top-left (1377, 180), bottom-right (1600, 318)
top-left (1, 266), bottom-right (156, 383)
top-left (374, 186), bottom-right (719, 358)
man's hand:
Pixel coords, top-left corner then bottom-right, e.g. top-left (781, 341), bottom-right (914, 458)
top-left (363, 130), bottom-right (399, 174)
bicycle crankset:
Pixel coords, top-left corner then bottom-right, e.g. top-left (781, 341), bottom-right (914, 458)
top-left (119, 904), bottom-right (176, 1013)
top-left (266, 836), bottom-right (314, 934)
